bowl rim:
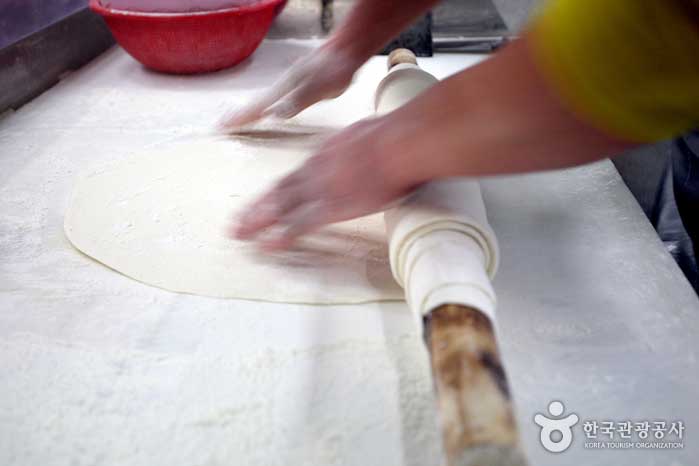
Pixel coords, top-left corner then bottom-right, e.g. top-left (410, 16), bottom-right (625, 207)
top-left (89, 0), bottom-right (284, 18)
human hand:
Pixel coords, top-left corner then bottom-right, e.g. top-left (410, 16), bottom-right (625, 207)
top-left (232, 33), bottom-right (637, 252)
top-left (220, 44), bottom-right (363, 130)
top-left (232, 116), bottom-right (421, 250)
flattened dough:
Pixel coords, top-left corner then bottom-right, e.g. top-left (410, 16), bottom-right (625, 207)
top-left (64, 137), bottom-right (403, 303)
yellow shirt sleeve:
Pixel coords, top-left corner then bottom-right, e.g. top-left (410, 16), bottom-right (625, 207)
top-left (530, 0), bottom-right (699, 143)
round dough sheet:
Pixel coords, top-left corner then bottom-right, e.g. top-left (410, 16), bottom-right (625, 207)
top-left (64, 137), bottom-right (403, 303)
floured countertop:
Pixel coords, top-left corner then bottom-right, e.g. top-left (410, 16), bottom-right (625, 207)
top-left (1, 40), bottom-right (698, 466)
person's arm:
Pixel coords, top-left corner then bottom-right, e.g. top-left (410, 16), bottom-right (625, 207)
top-left (375, 35), bottom-right (635, 183)
top-left (235, 0), bottom-right (699, 250)
top-left (221, 0), bottom-right (439, 128)
top-left (233, 32), bottom-right (635, 250)
top-left (326, 0), bottom-right (439, 61)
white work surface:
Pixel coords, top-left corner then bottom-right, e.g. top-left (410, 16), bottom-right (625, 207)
top-left (2, 40), bottom-right (699, 466)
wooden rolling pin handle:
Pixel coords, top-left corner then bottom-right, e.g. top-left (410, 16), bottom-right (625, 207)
top-left (424, 304), bottom-right (527, 466)
top-left (387, 47), bottom-right (418, 70)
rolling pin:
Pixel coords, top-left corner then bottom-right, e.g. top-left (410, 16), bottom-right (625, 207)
top-left (376, 49), bottom-right (528, 466)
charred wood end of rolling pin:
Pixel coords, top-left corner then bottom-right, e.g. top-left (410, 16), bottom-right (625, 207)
top-left (424, 304), bottom-right (526, 466)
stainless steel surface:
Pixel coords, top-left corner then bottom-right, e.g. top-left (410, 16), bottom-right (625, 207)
top-left (432, 35), bottom-right (508, 53)
top-left (0, 8), bottom-right (114, 113)
top-left (433, 0), bottom-right (508, 37)
top-left (268, 0), bottom-right (515, 39)
top-left (0, 0), bottom-right (86, 49)
top-left (491, 0), bottom-right (541, 32)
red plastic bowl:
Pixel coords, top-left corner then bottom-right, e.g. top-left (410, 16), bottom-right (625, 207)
top-left (90, 0), bottom-right (285, 74)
